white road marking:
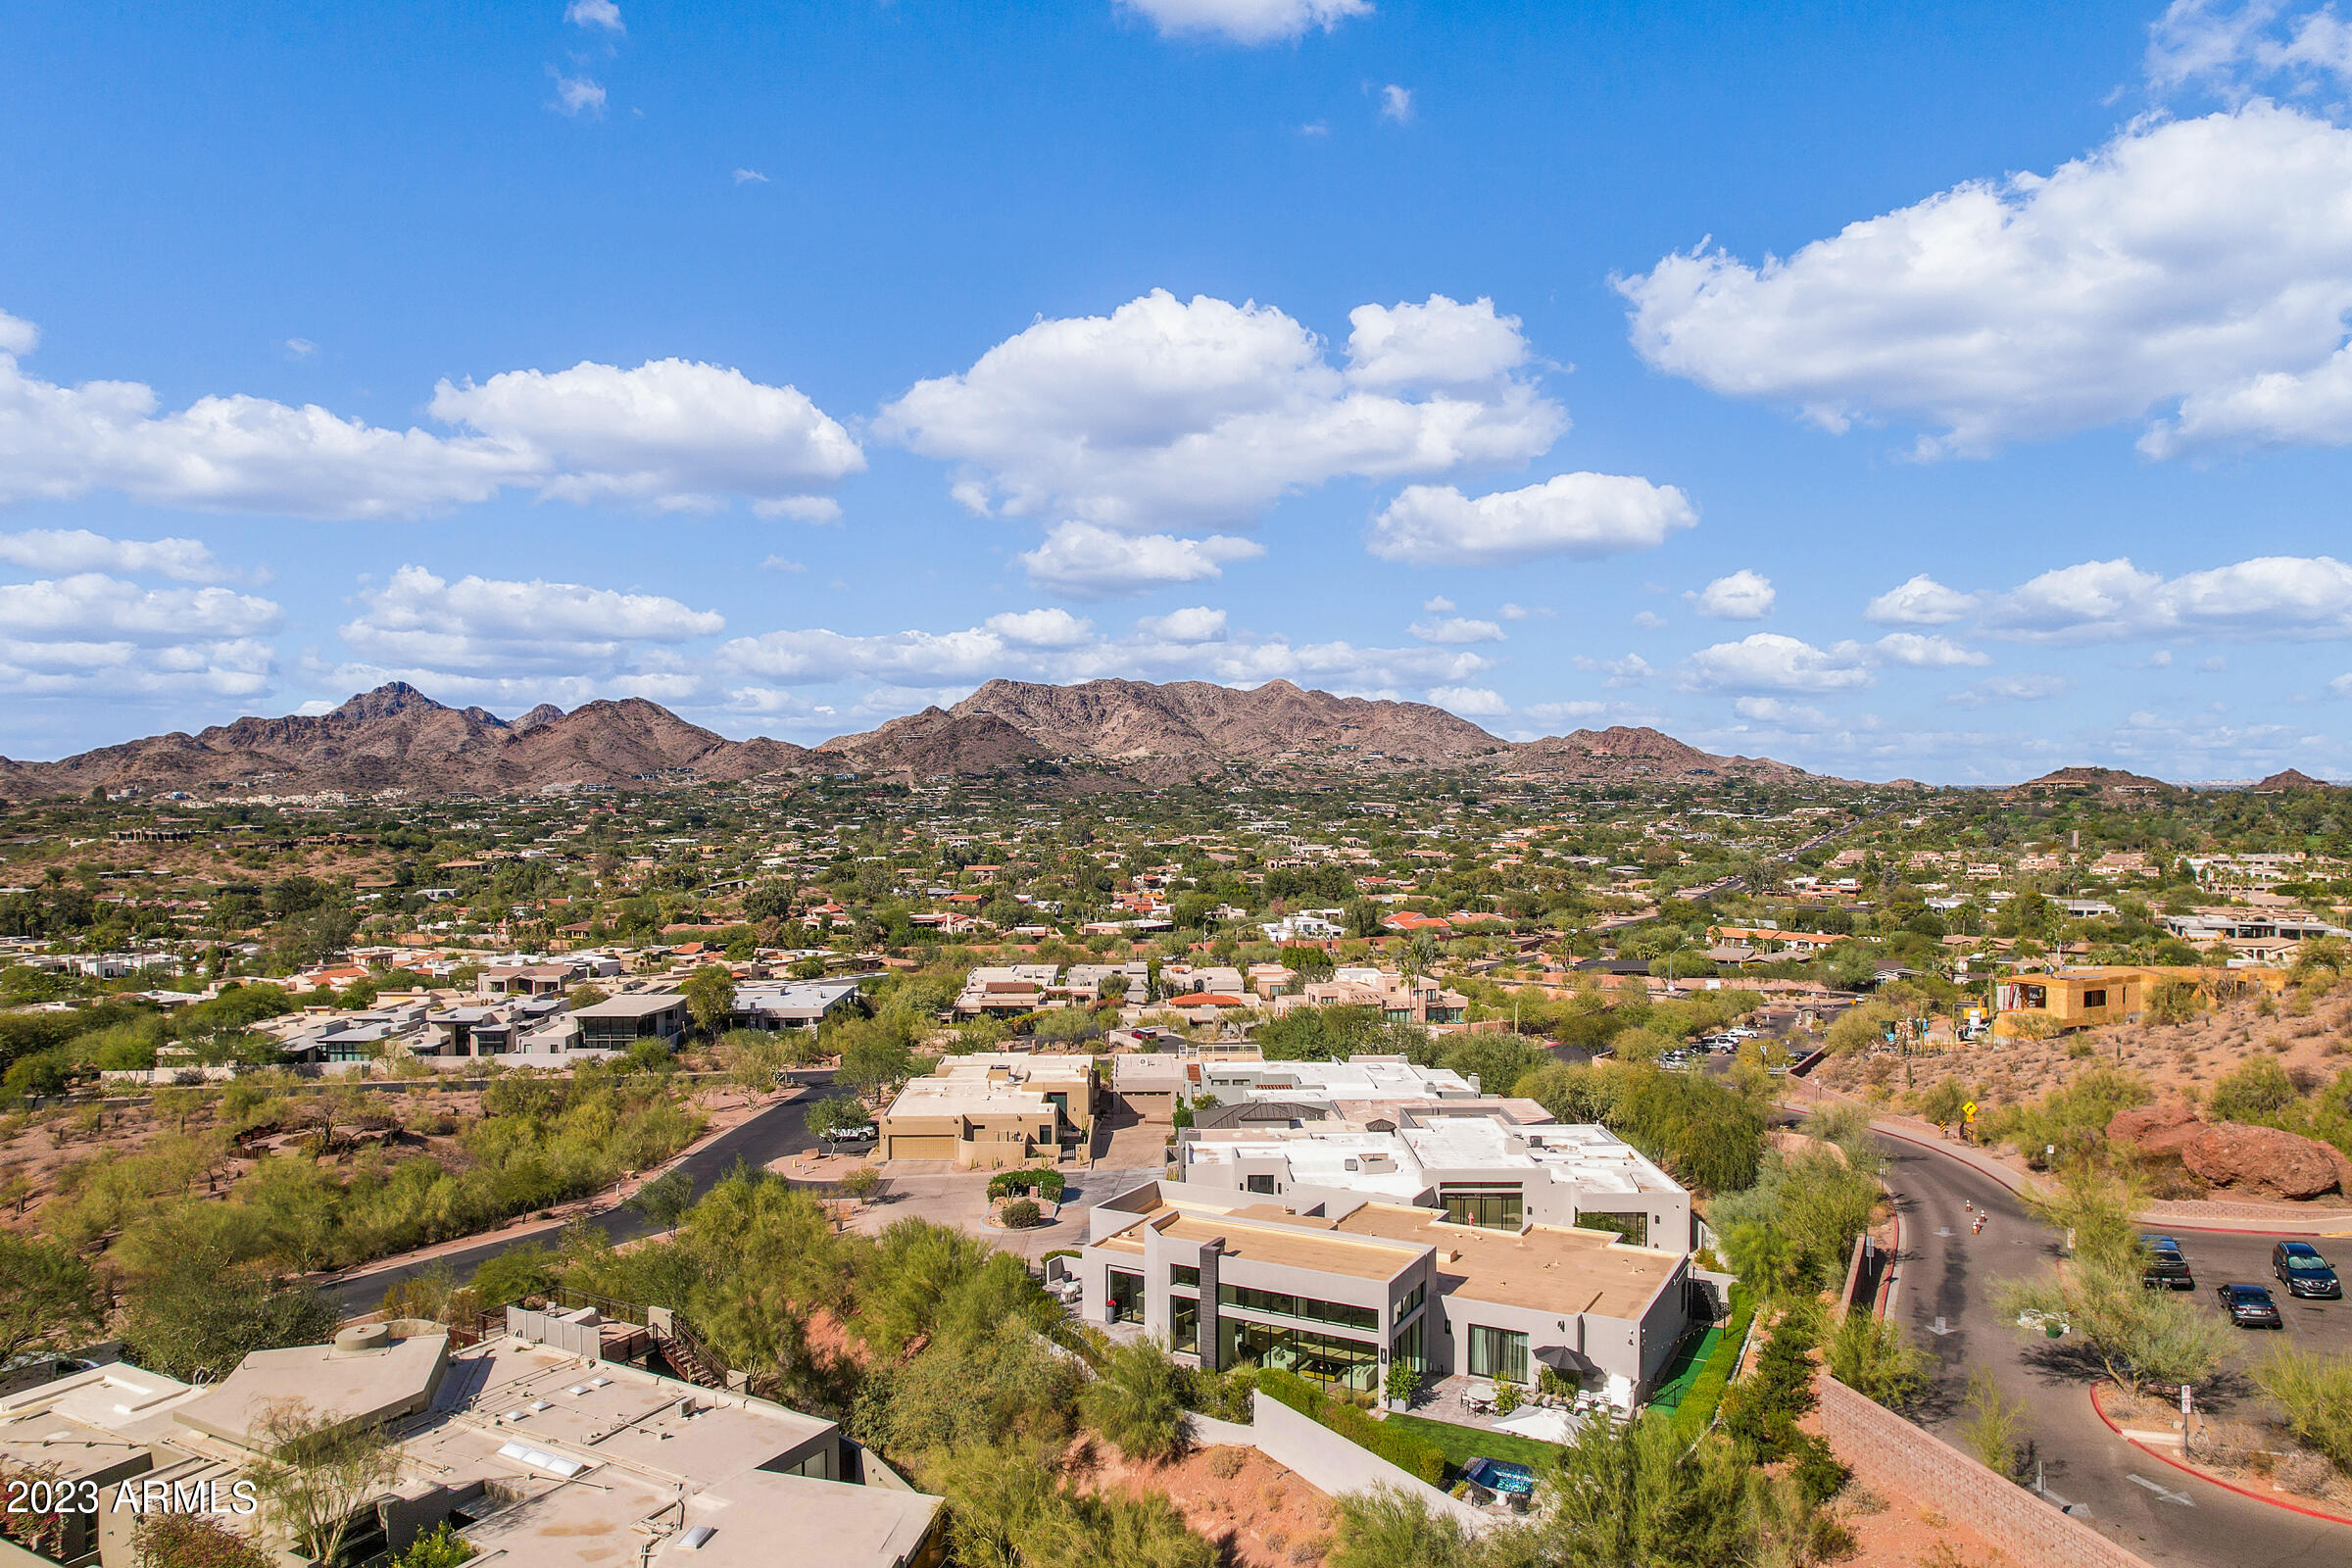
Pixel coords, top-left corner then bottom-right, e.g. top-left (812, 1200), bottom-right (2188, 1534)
top-left (2127, 1473), bottom-right (2194, 1506)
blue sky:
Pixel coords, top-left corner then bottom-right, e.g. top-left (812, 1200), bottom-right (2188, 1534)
top-left (5, 0), bottom-right (2352, 782)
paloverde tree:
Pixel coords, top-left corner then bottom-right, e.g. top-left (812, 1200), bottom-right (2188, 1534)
top-left (246, 1399), bottom-right (404, 1568)
top-left (0, 1234), bottom-right (110, 1367)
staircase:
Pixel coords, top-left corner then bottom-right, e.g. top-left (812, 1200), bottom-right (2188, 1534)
top-left (652, 1312), bottom-right (727, 1389)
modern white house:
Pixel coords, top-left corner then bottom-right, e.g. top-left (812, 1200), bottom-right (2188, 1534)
top-left (1076, 1181), bottom-right (1695, 1411)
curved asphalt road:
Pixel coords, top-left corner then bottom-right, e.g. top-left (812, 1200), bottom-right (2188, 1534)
top-left (1881, 1133), bottom-right (2350, 1568)
top-left (324, 1069), bottom-right (837, 1316)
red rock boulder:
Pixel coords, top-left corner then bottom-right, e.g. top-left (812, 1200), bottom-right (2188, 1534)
top-left (2106, 1102), bottom-right (2204, 1158)
top-left (2181, 1121), bottom-right (2352, 1201)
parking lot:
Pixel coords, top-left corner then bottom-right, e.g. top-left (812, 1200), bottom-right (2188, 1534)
top-left (2147, 1228), bottom-right (2352, 1358)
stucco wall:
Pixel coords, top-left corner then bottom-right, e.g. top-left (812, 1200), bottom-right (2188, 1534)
top-left (1244, 1392), bottom-right (1494, 1534)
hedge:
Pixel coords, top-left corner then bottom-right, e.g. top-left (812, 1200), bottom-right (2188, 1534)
top-left (1671, 1285), bottom-right (1756, 1442)
top-left (1257, 1367), bottom-right (1447, 1487)
top-left (986, 1167), bottom-right (1067, 1201)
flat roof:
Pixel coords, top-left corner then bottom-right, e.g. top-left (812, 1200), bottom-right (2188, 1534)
top-left (1331, 1204), bottom-right (1679, 1319)
top-left (573, 992), bottom-right (689, 1018)
top-left (176, 1333), bottom-right (447, 1446)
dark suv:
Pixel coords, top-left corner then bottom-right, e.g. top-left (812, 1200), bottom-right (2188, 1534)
top-left (2139, 1234), bottom-right (2193, 1291)
top-left (2273, 1241), bottom-right (2342, 1299)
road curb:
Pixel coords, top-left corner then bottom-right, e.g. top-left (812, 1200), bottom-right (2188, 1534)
top-left (1874, 1122), bottom-right (2352, 1237)
top-left (2087, 1386), bottom-right (2352, 1530)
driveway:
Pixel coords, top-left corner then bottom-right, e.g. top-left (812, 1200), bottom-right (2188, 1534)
top-left (1883, 1134), bottom-right (2350, 1568)
top-left (828, 1163), bottom-right (1164, 1259)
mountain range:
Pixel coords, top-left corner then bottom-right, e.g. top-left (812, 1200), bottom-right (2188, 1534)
top-left (0, 678), bottom-right (1838, 799)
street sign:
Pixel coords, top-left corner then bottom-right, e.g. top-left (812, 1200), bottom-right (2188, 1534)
top-left (1963, 1100), bottom-right (1977, 1120)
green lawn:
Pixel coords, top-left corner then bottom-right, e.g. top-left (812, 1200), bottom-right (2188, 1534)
top-left (1644, 1320), bottom-right (1724, 1414)
top-left (1382, 1411), bottom-right (1568, 1476)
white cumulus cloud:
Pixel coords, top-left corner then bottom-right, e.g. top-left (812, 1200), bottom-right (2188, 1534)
top-left (566, 0), bottom-right (623, 30)
top-left (430, 358), bottom-right (863, 512)
top-left (1427, 685), bottom-right (1507, 716)
top-left (1982, 554), bottom-right (2352, 642)
top-left (1866, 573), bottom-right (1979, 625)
top-left (1117, 0), bottom-right (1372, 45)
top-left (1015, 520), bottom-right (1265, 597)
top-left (1409, 616), bottom-right (1505, 645)
top-left (0, 529), bottom-right (227, 582)
top-left (1136, 607), bottom-right (1228, 642)
top-left (0, 573), bottom-right (280, 698)
top-left (1681, 633), bottom-right (1874, 694)
top-left (983, 608), bottom-right (1096, 647)
top-left (880, 289), bottom-right (1562, 531)
top-left (1367, 472), bottom-right (1695, 566)
top-left (1872, 632), bottom-right (1991, 667)
top-left (338, 565), bottom-right (723, 679)
top-left (1620, 103), bottom-right (2352, 457)
top-left (1380, 84), bottom-right (1414, 122)
top-left (1689, 568), bottom-right (1774, 619)
top-left (0, 311), bottom-right (862, 520)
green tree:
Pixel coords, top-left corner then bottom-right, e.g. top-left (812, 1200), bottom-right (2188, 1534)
top-left (1997, 1169), bottom-right (2230, 1396)
top-left (1827, 1311), bottom-right (1930, 1410)
top-left (1326, 1487), bottom-right (1481, 1568)
top-left (837, 1029), bottom-right (916, 1104)
top-left (1526, 1411), bottom-right (1754, 1567)
top-left (627, 1168), bottom-right (697, 1230)
top-left (681, 966), bottom-right (736, 1038)
top-left (805, 1094), bottom-right (876, 1145)
top-left (1079, 1337), bottom-right (1191, 1463)
top-left (1957, 1369), bottom-right (2029, 1479)
top-left (0, 1234), bottom-right (110, 1366)
top-left (245, 1399), bottom-right (404, 1568)
top-left (118, 1250), bottom-right (337, 1383)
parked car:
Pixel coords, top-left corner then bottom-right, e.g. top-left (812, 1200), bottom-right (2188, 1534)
top-left (2216, 1283), bottom-right (2284, 1328)
top-left (2273, 1241), bottom-right (2342, 1299)
top-left (2139, 1234), bottom-right (2193, 1291)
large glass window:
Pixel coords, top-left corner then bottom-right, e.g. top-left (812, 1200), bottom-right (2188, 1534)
top-left (1246, 1174), bottom-right (1278, 1195)
top-left (1107, 1269), bottom-right (1143, 1325)
top-left (1218, 1283), bottom-right (1378, 1333)
top-left (1441, 1185), bottom-right (1524, 1231)
top-left (1170, 1264), bottom-right (1200, 1288)
top-left (1218, 1318), bottom-right (1380, 1393)
top-left (1170, 1296), bottom-right (1199, 1355)
top-left (1390, 1314), bottom-right (1425, 1378)
top-left (1395, 1282), bottom-right (1425, 1319)
top-left (1467, 1324), bottom-right (1529, 1385)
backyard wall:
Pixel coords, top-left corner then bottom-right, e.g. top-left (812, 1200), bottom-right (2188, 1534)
top-left (1818, 1377), bottom-right (2155, 1568)
top-left (1181, 1392), bottom-right (1495, 1534)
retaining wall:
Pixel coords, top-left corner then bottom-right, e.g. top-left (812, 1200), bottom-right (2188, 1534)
top-left (1246, 1393), bottom-right (1494, 1533)
top-left (1819, 1378), bottom-right (2154, 1568)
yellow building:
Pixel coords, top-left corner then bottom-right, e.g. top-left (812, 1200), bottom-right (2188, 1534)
top-left (1990, 964), bottom-right (2286, 1038)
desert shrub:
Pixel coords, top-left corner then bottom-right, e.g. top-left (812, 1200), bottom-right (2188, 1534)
top-left (2253, 1348), bottom-right (2352, 1476)
top-left (2208, 1057), bottom-right (2301, 1127)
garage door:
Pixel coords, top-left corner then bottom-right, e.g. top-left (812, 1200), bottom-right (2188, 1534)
top-left (887, 1135), bottom-right (956, 1161)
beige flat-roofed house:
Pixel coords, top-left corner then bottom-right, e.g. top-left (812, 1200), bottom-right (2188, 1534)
top-left (879, 1053), bottom-right (1099, 1166)
top-left (2, 1324), bottom-right (944, 1568)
